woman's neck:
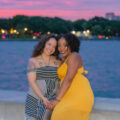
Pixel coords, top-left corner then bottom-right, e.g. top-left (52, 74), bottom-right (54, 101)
top-left (63, 54), bottom-right (70, 61)
top-left (41, 53), bottom-right (50, 60)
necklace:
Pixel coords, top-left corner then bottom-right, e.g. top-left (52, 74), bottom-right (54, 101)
top-left (41, 55), bottom-right (51, 66)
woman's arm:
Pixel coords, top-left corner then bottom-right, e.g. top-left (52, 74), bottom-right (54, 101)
top-left (56, 53), bottom-right (83, 101)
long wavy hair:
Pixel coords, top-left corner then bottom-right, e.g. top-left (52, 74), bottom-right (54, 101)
top-left (32, 34), bottom-right (59, 58)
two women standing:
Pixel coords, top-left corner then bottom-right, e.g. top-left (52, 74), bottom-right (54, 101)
top-left (25, 33), bottom-right (94, 120)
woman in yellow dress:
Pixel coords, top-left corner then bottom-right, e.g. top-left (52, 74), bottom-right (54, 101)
top-left (50, 33), bottom-right (94, 120)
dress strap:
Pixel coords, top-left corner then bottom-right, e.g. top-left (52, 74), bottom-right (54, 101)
top-left (83, 70), bottom-right (88, 74)
top-left (59, 55), bottom-right (69, 68)
top-left (64, 54), bottom-right (70, 63)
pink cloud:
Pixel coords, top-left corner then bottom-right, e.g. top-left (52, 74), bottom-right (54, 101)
top-left (64, 1), bottom-right (76, 7)
top-left (0, 9), bottom-right (105, 21)
top-left (17, 1), bottom-right (48, 5)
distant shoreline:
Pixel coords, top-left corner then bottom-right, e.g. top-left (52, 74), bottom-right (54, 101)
top-left (0, 39), bottom-right (39, 41)
top-left (0, 38), bottom-right (120, 41)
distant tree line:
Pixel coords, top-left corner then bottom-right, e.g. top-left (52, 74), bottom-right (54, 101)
top-left (0, 15), bottom-right (120, 37)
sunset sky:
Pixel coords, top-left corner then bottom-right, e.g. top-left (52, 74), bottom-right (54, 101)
top-left (0, 0), bottom-right (120, 21)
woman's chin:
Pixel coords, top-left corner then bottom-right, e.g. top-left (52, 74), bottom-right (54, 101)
top-left (62, 54), bottom-right (67, 58)
top-left (45, 52), bottom-right (53, 56)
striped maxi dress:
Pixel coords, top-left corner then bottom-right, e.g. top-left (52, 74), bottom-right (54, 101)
top-left (25, 66), bottom-right (60, 120)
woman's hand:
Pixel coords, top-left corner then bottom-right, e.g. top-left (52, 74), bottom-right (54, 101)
top-left (50, 100), bottom-right (59, 110)
top-left (43, 97), bottom-right (52, 109)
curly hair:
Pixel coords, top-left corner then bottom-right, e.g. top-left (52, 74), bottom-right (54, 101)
top-left (58, 33), bottom-right (80, 53)
top-left (32, 34), bottom-right (59, 58)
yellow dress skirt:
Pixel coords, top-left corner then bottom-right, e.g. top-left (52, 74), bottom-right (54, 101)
top-left (51, 62), bottom-right (94, 120)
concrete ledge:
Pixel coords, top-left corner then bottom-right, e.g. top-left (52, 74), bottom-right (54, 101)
top-left (93, 97), bottom-right (120, 112)
top-left (0, 90), bottom-right (120, 120)
top-left (0, 102), bottom-right (25, 120)
top-left (90, 110), bottom-right (120, 120)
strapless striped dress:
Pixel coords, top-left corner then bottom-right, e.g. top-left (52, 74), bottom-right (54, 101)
top-left (25, 66), bottom-right (60, 120)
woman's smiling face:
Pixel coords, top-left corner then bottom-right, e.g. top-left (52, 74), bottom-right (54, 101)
top-left (58, 37), bottom-right (71, 58)
top-left (43, 38), bottom-right (57, 56)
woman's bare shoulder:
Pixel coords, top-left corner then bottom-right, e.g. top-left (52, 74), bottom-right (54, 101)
top-left (67, 52), bottom-right (83, 65)
top-left (28, 57), bottom-right (35, 63)
top-left (28, 57), bottom-right (39, 66)
top-left (69, 52), bottom-right (81, 60)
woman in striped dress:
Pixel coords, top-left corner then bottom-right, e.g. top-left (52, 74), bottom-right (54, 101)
top-left (25, 34), bottom-right (61, 120)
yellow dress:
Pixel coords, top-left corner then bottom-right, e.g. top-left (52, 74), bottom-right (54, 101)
top-left (51, 61), bottom-right (94, 120)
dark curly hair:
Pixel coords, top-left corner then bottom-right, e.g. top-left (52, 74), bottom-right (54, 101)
top-left (32, 34), bottom-right (59, 58)
top-left (57, 33), bottom-right (80, 53)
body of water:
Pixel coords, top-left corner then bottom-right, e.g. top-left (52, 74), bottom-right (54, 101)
top-left (0, 40), bottom-right (120, 98)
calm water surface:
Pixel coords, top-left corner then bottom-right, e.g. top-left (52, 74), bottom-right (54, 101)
top-left (0, 40), bottom-right (120, 98)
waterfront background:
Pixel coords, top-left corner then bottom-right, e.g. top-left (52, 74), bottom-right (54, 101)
top-left (0, 1), bottom-right (120, 120)
top-left (0, 40), bottom-right (120, 98)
